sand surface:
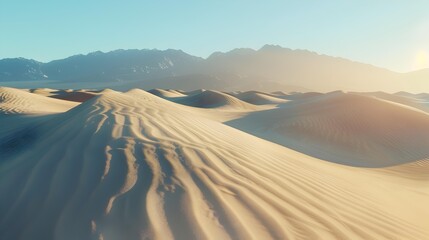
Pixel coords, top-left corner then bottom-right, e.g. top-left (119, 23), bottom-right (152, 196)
top-left (227, 91), bottom-right (429, 167)
top-left (0, 87), bottom-right (428, 240)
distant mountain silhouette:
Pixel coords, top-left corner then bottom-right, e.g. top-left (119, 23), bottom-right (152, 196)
top-left (0, 58), bottom-right (45, 81)
top-left (203, 45), bottom-right (400, 91)
top-left (1, 45), bottom-right (428, 92)
top-left (0, 49), bottom-right (202, 82)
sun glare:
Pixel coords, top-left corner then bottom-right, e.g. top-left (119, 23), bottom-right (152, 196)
top-left (414, 50), bottom-right (429, 70)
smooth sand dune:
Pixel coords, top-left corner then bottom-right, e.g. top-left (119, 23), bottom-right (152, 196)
top-left (29, 88), bottom-right (59, 96)
top-left (174, 90), bottom-right (258, 109)
top-left (228, 92), bottom-right (429, 167)
top-left (0, 88), bottom-right (428, 240)
top-left (0, 87), bottom-right (78, 114)
top-left (279, 91), bottom-right (324, 101)
top-left (182, 89), bottom-right (206, 96)
top-left (393, 92), bottom-right (429, 111)
top-left (396, 91), bottom-right (429, 99)
top-left (234, 91), bottom-right (288, 105)
top-left (148, 88), bottom-right (187, 99)
top-left (270, 90), bottom-right (288, 96)
top-left (354, 91), bottom-right (429, 113)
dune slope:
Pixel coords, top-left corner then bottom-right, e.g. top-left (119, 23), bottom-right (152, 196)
top-left (228, 92), bottom-right (429, 167)
top-left (234, 91), bottom-right (288, 105)
top-left (174, 90), bottom-right (257, 109)
top-left (148, 88), bottom-right (187, 99)
top-left (0, 89), bottom-right (428, 240)
top-left (0, 87), bottom-right (78, 114)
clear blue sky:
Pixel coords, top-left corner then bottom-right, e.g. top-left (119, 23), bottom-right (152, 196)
top-left (1, 1), bottom-right (428, 72)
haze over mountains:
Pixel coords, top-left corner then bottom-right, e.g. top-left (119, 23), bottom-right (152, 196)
top-left (1, 45), bottom-right (428, 92)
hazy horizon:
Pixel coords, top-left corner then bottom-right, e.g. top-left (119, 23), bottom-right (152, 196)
top-left (2, 45), bottom-right (429, 74)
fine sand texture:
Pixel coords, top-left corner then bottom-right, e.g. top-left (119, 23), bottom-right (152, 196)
top-left (0, 87), bottom-right (428, 240)
top-left (227, 91), bottom-right (429, 167)
top-left (0, 87), bottom-right (78, 114)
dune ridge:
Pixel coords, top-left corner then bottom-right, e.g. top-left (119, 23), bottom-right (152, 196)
top-left (0, 87), bottom-right (78, 114)
top-left (233, 91), bottom-right (288, 105)
top-left (148, 88), bottom-right (187, 99)
top-left (174, 90), bottom-right (257, 110)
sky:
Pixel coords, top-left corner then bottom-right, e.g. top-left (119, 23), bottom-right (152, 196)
top-left (1, 1), bottom-right (428, 72)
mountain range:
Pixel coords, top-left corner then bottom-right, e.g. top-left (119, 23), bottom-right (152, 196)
top-left (1, 45), bottom-right (428, 92)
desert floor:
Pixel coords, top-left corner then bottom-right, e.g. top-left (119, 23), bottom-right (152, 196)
top-left (1, 87), bottom-right (428, 240)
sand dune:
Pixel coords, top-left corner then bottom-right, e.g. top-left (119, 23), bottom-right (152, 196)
top-left (0, 87), bottom-right (78, 114)
top-left (148, 88), bottom-right (187, 99)
top-left (228, 92), bottom-right (429, 167)
top-left (0, 87), bottom-right (428, 240)
top-left (353, 91), bottom-right (429, 113)
top-left (29, 88), bottom-right (60, 96)
top-left (174, 90), bottom-right (257, 109)
top-left (182, 89), bottom-right (206, 96)
top-left (233, 91), bottom-right (288, 105)
top-left (288, 91), bottom-right (326, 100)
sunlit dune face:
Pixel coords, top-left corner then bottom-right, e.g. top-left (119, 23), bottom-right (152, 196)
top-left (414, 50), bottom-right (429, 70)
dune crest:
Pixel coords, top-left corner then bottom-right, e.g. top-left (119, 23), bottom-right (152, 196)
top-left (174, 90), bottom-right (257, 110)
top-left (148, 88), bottom-right (187, 99)
top-left (234, 91), bottom-right (288, 105)
top-left (0, 87), bottom-right (78, 114)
